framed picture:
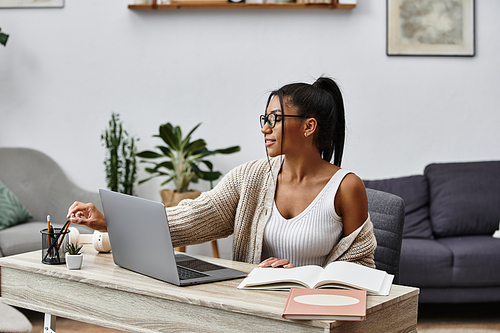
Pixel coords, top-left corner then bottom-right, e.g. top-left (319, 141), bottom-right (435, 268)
top-left (387, 0), bottom-right (475, 56)
top-left (0, 0), bottom-right (63, 8)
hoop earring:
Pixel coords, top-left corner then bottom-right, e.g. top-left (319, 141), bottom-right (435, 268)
top-left (304, 133), bottom-right (308, 137)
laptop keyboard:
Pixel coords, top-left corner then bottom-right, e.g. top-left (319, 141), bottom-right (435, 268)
top-left (177, 265), bottom-right (209, 280)
top-left (177, 259), bottom-right (226, 272)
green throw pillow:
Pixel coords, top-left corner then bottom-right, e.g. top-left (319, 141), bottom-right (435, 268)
top-left (0, 179), bottom-right (32, 230)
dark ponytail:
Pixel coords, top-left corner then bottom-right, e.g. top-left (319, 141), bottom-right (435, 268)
top-left (312, 77), bottom-right (345, 167)
top-left (266, 77), bottom-right (346, 166)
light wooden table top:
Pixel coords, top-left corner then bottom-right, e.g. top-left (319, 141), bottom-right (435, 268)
top-left (0, 245), bottom-right (419, 332)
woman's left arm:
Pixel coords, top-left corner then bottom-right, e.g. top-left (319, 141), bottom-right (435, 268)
top-left (324, 176), bottom-right (375, 268)
top-left (336, 174), bottom-right (369, 236)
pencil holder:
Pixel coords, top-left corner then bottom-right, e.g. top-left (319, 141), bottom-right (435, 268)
top-left (40, 228), bottom-right (69, 265)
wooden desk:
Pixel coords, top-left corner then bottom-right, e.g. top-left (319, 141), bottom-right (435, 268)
top-left (0, 245), bottom-right (418, 332)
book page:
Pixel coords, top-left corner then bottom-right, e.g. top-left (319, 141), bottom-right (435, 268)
top-left (237, 265), bottom-right (323, 289)
top-left (376, 273), bottom-right (394, 296)
top-left (315, 261), bottom-right (386, 293)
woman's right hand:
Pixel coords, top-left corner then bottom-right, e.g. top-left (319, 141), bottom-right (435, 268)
top-left (258, 257), bottom-right (296, 268)
top-left (67, 201), bottom-right (107, 232)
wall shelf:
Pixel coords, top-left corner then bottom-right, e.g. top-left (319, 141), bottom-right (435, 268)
top-left (128, 0), bottom-right (355, 10)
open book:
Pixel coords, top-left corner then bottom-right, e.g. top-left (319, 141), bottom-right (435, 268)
top-left (237, 261), bottom-right (394, 296)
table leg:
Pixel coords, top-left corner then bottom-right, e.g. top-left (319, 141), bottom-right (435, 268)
top-left (44, 313), bottom-right (56, 333)
top-left (323, 322), bottom-right (334, 332)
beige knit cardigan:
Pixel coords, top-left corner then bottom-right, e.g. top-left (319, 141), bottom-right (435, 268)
top-left (167, 156), bottom-right (377, 268)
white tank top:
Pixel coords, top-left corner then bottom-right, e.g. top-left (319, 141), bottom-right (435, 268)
top-left (261, 169), bottom-right (352, 267)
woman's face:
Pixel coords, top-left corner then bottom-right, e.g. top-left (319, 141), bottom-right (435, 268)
top-left (261, 95), bottom-right (304, 157)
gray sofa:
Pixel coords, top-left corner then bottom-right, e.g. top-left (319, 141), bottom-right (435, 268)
top-left (364, 161), bottom-right (500, 303)
top-left (0, 147), bottom-right (101, 258)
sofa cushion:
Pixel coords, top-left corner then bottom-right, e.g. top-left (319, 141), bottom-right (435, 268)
top-left (0, 221), bottom-right (93, 257)
top-left (0, 302), bottom-right (33, 333)
top-left (0, 221), bottom-right (48, 257)
top-left (418, 287), bottom-right (500, 303)
top-left (364, 175), bottom-right (433, 239)
top-left (0, 179), bottom-right (32, 231)
top-left (425, 161), bottom-right (500, 237)
top-left (438, 236), bottom-right (500, 287)
top-left (399, 238), bottom-right (453, 287)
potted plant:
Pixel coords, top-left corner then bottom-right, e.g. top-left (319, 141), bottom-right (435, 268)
top-left (137, 122), bottom-right (240, 207)
top-left (65, 242), bottom-right (83, 270)
top-left (101, 113), bottom-right (139, 195)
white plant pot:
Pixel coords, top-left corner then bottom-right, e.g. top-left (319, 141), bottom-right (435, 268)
top-left (65, 253), bottom-right (83, 270)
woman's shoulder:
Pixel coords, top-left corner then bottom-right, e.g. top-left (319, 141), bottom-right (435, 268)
top-left (338, 171), bottom-right (365, 193)
top-left (334, 169), bottom-right (367, 203)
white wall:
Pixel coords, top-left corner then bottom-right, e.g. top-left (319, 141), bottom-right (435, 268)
top-left (1, 1), bottom-right (500, 258)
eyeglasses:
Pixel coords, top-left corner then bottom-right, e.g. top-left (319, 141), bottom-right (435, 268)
top-left (260, 111), bottom-right (306, 129)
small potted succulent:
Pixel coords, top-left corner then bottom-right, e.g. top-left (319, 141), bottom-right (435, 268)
top-left (65, 242), bottom-right (83, 270)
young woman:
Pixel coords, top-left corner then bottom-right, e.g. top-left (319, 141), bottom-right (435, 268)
top-left (67, 77), bottom-right (376, 268)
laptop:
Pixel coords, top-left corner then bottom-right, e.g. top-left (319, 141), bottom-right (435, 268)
top-left (99, 189), bottom-right (247, 286)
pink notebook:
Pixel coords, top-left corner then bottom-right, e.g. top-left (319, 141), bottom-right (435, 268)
top-left (282, 288), bottom-right (367, 321)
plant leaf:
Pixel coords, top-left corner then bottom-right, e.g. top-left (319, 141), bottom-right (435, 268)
top-left (137, 150), bottom-right (163, 159)
top-left (157, 145), bottom-right (173, 158)
top-left (190, 147), bottom-right (212, 160)
top-left (159, 123), bottom-right (180, 151)
top-left (144, 167), bottom-right (159, 173)
top-left (0, 31), bottom-right (8, 47)
top-left (184, 139), bottom-right (207, 157)
top-left (200, 160), bottom-right (214, 171)
top-left (160, 176), bottom-right (175, 186)
top-left (138, 176), bottom-right (156, 185)
top-left (173, 125), bottom-right (182, 144)
top-left (180, 123), bottom-right (202, 148)
top-left (190, 163), bottom-right (221, 181)
top-left (213, 146), bottom-right (241, 154)
top-left (199, 170), bottom-right (222, 181)
top-left (155, 161), bottom-right (175, 171)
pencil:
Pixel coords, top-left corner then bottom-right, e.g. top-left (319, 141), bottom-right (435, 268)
top-left (46, 215), bottom-right (51, 258)
top-left (57, 220), bottom-right (71, 251)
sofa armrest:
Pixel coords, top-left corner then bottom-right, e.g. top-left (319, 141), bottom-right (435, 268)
top-left (0, 147), bottom-right (102, 228)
